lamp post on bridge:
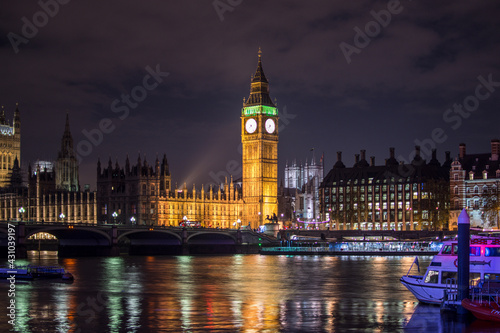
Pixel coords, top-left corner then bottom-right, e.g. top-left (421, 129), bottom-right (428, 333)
top-left (59, 213), bottom-right (65, 224)
top-left (112, 211), bottom-right (118, 224)
top-left (19, 207), bottom-right (25, 222)
top-left (130, 216), bottom-right (136, 225)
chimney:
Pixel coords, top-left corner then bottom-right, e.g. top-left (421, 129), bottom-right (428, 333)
top-left (355, 154), bottom-right (360, 164)
top-left (370, 156), bottom-right (375, 166)
top-left (390, 147), bottom-right (395, 159)
top-left (445, 151), bottom-right (451, 161)
top-left (491, 139), bottom-right (500, 161)
top-left (360, 149), bottom-right (366, 161)
top-left (415, 146), bottom-right (421, 158)
top-left (432, 149), bottom-right (437, 160)
top-left (459, 143), bottom-right (466, 159)
top-left (337, 151), bottom-right (342, 162)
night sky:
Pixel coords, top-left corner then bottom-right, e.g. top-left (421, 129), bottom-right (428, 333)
top-left (1, 1), bottom-right (499, 189)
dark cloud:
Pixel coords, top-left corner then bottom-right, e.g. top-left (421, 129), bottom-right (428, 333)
top-left (0, 0), bottom-right (499, 188)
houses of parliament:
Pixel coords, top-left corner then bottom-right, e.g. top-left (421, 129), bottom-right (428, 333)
top-left (0, 52), bottom-right (279, 229)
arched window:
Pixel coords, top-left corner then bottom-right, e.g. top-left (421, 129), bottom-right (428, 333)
top-left (454, 186), bottom-right (459, 195)
top-left (474, 186), bottom-right (479, 194)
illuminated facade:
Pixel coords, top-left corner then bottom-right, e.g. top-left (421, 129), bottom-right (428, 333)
top-left (0, 104), bottom-right (21, 188)
top-left (55, 114), bottom-right (80, 191)
top-left (0, 115), bottom-right (97, 223)
top-left (241, 51), bottom-right (279, 228)
top-left (96, 155), bottom-right (243, 227)
top-left (449, 140), bottom-right (500, 229)
top-left (319, 147), bottom-right (451, 230)
top-left (283, 157), bottom-right (324, 223)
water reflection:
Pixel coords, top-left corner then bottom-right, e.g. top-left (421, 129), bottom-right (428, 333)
top-left (0, 253), bottom-right (495, 332)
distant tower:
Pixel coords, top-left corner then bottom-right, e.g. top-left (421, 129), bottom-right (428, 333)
top-left (241, 49), bottom-right (279, 228)
top-left (0, 104), bottom-right (21, 188)
top-left (55, 114), bottom-right (80, 191)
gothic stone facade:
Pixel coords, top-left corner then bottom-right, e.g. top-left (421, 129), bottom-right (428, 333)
top-left (97, 155), bottom-right (244, 227)
top-left (449, 140), bottom-right (500, 229)
top-left (0, 105), bottom-right (21, 188)
top-left (0, 114), bottom-right (97, 224)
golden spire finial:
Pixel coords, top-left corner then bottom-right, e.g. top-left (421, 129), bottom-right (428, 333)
top-left (258, 47), bottom-right (262, 58)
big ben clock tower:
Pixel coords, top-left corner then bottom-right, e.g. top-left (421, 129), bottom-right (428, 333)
top-left (241, 50), bottom-right (278, 229)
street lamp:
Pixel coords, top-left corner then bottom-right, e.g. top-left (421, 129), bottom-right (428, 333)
top-left (112, 211), bottom-right (118, 224)
top-left (130, 216), bottom-right (136, 225)
top-left (19, 207), bottom-right (25, 221)
top-left (59, 213), bottom-right (65, 223)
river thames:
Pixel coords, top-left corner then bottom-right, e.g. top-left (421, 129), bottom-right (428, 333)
top-left (1, 253), bottom-right (499, 332)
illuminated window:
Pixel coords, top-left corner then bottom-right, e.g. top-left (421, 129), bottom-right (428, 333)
top-left (424, 270), bottom-right (439, 284)
top-left (485, 247), bottom-right (500, 257)
top-left (470, 246), bottom-right (481, 256)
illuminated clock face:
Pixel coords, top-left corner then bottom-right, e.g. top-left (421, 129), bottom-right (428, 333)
top-left (245, 118), bottom-right (257, 133)
top-left (265, 118), bottom-right (275, 133)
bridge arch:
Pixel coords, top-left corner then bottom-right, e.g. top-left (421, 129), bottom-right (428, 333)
top-left (25, 227), bottom-right (112, 244)
top-left (117, 230), bottom-right (182, 243)
top-left (187, 231), bottom-right (237, 243)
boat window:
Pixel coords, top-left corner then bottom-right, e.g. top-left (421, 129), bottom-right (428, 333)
top-left (485, 247), bottom-right (500, 257)
top-left (470, 246), bottom-right (481, 256)
top-left (441, 271), bottom-right (457, 284)
top-left (424, 270), bottom-right (439, 284)
top-left (452, 244), bottom-right (458, 254)
top-left (470, 273), bottom-right (481, 286)
top-left (441, 245), bottom-right (452, 254)
top-left (485, 273), bottom-right (500, 280)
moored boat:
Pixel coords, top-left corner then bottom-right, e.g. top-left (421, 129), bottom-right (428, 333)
top-left (461, 279), bottom-right (500, 322)
top-left (461, 298), bottom-right (500, 322)
top-left (400, 235), bottom-right (500, 304)
top-left (0, 267), bottom-right (33, 280)
top-left (0, 265), bottom-right (74, 281)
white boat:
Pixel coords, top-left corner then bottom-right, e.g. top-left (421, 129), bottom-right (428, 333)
top-left (400, 235), bottom-right (500, 304)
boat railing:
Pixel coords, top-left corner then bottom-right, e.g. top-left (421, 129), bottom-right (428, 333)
top-left (442, 278), bottom-right (458, 306)
top-left (470, 279), bottom-right (500, 307)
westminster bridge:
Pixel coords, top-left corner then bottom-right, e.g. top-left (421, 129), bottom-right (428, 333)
top-left (0, 222), bottom-right (277, 258)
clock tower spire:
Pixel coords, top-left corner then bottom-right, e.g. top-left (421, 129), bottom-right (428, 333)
top-left (241, 50), bottom-right (279, 229)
